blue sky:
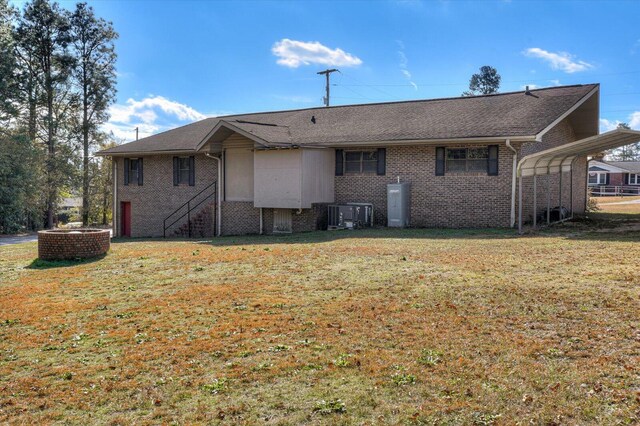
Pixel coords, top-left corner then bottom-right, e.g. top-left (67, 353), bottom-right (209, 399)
top-left (13, 0), bottom-right (640, 140)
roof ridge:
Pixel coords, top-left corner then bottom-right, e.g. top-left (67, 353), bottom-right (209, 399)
top-left (213, 83), bottom-right (600, 119)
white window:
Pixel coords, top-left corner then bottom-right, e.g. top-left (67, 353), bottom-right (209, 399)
top-left (446, 147), bottom-right (489, 173)
top-left (344, 150), bottom-right (378, 174)
top-left (629, 173), bottom-right (640, 185)
top-left (588, 172), bottom-right (607, 185)
top-left (178, 157), bottom-right (191, 184)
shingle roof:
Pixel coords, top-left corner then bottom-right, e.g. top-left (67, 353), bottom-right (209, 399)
top-left (99, 84), bottom-right (598, 155)
top-left (604, 161), bottom-right (640, 173)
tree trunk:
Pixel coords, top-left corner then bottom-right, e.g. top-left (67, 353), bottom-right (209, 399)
top-left (27, 76), bottom-right (37, 142)
top-left (82, 84), bottom-right (89, 226)
top-left (45, 66), bottom-right (55, 230)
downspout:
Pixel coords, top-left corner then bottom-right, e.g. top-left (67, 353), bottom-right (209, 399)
top-left (505, 139), bottom-right (517, 228)
top-left (260, 208), bottom-right (263, 235)
top-left (205, 153), bottom-right (222, 237)
top-left (112, 157), bottom-right (117, 237)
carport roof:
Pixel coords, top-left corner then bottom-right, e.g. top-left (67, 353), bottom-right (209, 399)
top-left (518, 129), bottom-right (640, 177)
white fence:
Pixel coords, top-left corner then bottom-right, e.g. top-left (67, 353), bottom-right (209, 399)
top-left (589, 185), bottom-right (640, 196)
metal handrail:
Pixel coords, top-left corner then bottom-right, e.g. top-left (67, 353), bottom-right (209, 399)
top-left (163, 181), bottom-right (217, 238)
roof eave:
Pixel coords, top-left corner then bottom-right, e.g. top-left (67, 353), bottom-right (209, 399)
top-left (302, 135), bottom-right (538, 148)
top-left (95, 149), bottom-right (198, 157)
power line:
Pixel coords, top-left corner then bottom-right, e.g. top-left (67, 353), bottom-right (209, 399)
top-left (331, 70), bottom-right (640, 89)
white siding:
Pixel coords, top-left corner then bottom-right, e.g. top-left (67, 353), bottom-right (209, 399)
top-left (224, 135), bottom-right (254, 202)
top-left (254, 149), bottom-right (302, 208)
top-left (301, 149), bottom-right (335, 207)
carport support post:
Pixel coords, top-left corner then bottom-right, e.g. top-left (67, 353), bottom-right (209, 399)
top-left (559, 170), bottom-right (563, 217)
top-left (518, 173), bottom-right (523, 234)
top-left (546, 176), bottom-right (551, 224)
top-left (569, 157), bottom-right (578, 219)
top-left (532, 174), bottom-right (537, 227)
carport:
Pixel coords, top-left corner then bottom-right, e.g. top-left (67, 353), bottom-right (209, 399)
top-left (517, 128), bottom-right (640, 233)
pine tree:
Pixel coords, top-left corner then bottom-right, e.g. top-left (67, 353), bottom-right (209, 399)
top-left (462, 66), bottom-right (501, 96)
top-left (15, 0), bottom-right (76, 228)
top-left (70, 2), bottom-right (117, 226)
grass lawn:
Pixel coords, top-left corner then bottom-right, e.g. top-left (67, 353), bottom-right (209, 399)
top-left (595, 195), bottom-right (640, 205)
top-left (595, 196), bottom-right (640, 215)
top-left (1, 217), bottom-right (639, 425)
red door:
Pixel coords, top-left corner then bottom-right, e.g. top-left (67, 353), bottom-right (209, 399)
top-left (121, 202), bottom-right (131, 237)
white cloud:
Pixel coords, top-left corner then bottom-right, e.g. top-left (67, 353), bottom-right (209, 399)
top-left (600, 113), bottom-right (640, 133)
top-left (600, 118), bottom-right (620, 132)
top-left (103, 96), bottom-right (207, 141)
top-left (274, 94), bottom-right (315, 104)
top-left (272, 39), bottom-right (362, 68)
top-left (549, 79), bottom-right (561, 86)
top-left (397, 41), bottom-right (418, 90)
top-left (523, 48), bottom-right (593, 73)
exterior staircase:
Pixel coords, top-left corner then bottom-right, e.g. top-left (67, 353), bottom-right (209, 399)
top-left (173, 203), bottom-right (214, 238)
top-left (163, 181), bottom-right (217, 238)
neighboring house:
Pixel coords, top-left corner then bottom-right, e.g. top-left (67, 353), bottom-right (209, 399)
top-left (57, 197), bottom-right (82, 223)
top-left (588, 160), bottom-right (640, 195)
top-left (97, 83), bottom-right (640, 237)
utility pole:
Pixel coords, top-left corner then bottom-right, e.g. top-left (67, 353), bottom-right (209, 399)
top-left (135, 127), bottom-right (139, 141)
top-left (317, 68), bottom-right (339, 107)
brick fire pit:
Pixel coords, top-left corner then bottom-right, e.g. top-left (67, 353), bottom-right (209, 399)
top-left (38, 229), bottom-right (110, 261)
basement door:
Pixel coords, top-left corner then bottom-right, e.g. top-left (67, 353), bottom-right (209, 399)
top-left (273, 209), bottom-right (292, 233)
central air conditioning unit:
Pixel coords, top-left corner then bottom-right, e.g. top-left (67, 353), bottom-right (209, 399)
top-left (327, 203), bottom-right (374, 230)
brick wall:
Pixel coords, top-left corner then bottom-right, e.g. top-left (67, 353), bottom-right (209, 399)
top-left (38, 230), bottom-right (110, 260)
top-left (220, 201), bottom-right (261, 235)
top-left (609, 173), bottom-right (625, 186)
top-left (220, 202), bottom-right (326, 236)
top-left (334, 119), bottom-right (584, 229)
top-left (335, 144), bottom-right (514, 228)
top-left (116, 120), bottom-right (584, 236)
top-left (115, 154), bottom-right (217, 238)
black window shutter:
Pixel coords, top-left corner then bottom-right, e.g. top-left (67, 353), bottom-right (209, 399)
top-left (624, 173), bottom-right (629, 185)
top-left (376, 148), bottom-right (386, 176)
top-left (173, 157), bottom-right (179, 186)
top-left (335, 149), bottom-right (344, 176)
top-left (138, 158), bottom-right (143, 185)
top-left (124, 158), bottom-right (130, 186)
top-left (606, 173), bottom-right (610, 185)
top-left (435, 147), bottom-right (445, 176)
top-left (488, 145), bottom-right (499, 176)
top-left (189, 156), bottom-right (195, 186)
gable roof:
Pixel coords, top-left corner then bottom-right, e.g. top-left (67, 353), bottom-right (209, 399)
top-left (589, 160), bottom-right (639, 173)
top-left (99, 84), bottom-right (599, 155)
top-left (602, 161), bottom-right (640, 173)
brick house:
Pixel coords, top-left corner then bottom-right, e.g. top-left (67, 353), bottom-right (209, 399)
top-left (97, 83), bottom-right (638, 237)
top-left (588, 160), bottom-right (640, 195)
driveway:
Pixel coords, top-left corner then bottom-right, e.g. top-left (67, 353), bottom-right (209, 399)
top-left (0, 234), bottom-right (38, 246)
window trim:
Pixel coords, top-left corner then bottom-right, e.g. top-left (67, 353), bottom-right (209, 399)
top-left (173, 155), bottom-right (195, 187)
top-left (444, 146), bottom-right (490, 174)
top-left (178, 157), bottom-right (190, 185)
top-left (124, 157), bottom-right (143, 186)
top-left (629, 173), bottom-right (640, 185)
top-left (588, 171), bottom-right (607, 185)
top-left (343, 149), bottom-right (378, 175)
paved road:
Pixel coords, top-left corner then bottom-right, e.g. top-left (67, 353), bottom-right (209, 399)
top-left (0, 235), bottom-right (38, 246)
